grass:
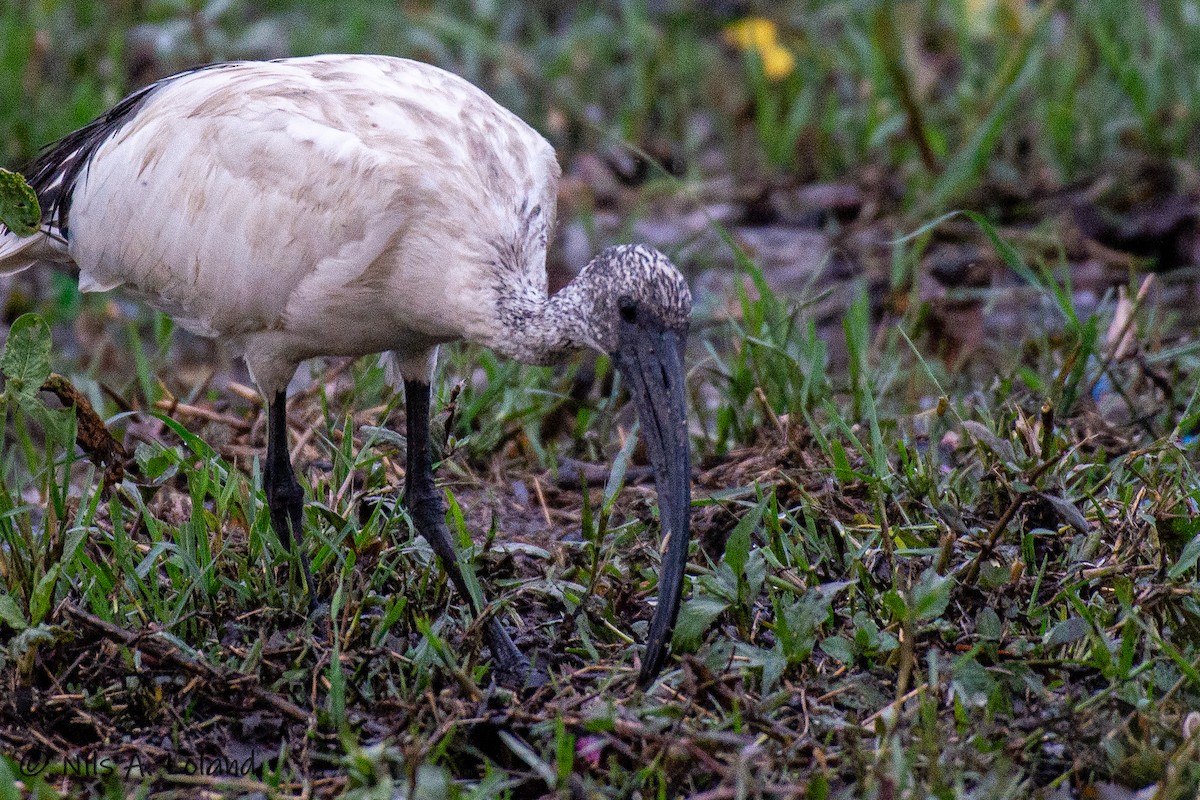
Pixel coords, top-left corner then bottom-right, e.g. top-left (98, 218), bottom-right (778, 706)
top-left (3, 217), bottom-right (1199, 796)
top-left (6, 1), bottom-right (1200, 198)
top-left (2, 0), bottom-right (1200, 797)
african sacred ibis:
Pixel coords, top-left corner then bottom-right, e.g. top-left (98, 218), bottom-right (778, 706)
top-left (0, 54), bottom-right (692, 687)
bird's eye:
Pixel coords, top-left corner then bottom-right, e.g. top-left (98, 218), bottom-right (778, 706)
top-left (618, 296), bottom-right (637, 323)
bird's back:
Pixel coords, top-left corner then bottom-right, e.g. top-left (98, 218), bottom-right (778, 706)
top-left (1, 55), bottom-right (560, 381)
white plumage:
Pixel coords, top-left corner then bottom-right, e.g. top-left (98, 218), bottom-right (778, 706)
top-left (0, 54), bottom-right (693, 687)
top-left (3, 55), bottom-right (561, 395)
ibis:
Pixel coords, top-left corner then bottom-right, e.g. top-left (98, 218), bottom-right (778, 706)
top-left (0, 55), bottom-right (692, 686)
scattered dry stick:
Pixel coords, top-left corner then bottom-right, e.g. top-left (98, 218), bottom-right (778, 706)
top-left (960, 451), bottom-right (1065, 585)
top-left (60, 602), bottom-right (311, 724)
top-left (153, 398), bottom-right (252, 431)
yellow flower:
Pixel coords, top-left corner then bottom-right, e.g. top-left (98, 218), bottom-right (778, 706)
top-left (723, 17), bottom-right (796, 81)
top-left (963, 0), bottom-right (1029, 37)
top-left (724, 17), bottom-right (778, 51)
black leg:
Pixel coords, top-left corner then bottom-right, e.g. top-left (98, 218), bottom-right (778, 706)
top-left (403, 379), bottom-right (540, 686)
top-left (265, 391), bottom-right (317, 606)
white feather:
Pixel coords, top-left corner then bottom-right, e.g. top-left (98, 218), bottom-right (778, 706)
top-left (17, 55), bottom-right (561, 396)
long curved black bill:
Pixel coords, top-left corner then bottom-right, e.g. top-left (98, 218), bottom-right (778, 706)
top-left (614, 315), bottom-right (691, 687)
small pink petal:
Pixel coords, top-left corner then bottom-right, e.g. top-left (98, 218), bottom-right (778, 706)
top-left (576, 736), bottom-right (606, 768)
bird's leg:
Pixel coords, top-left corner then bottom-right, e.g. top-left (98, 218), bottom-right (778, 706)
top-left (265, 391), bottom-right (317, 606)
top-left (403, 379), bottom-right (538, 686)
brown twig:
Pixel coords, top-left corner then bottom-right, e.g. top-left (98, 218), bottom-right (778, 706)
top-left (960, 452), bottom-right (1065, 584)
top-left (153, 398), bottom-right (252, 431)
top-left (59, 602), bottom-right (312, 724)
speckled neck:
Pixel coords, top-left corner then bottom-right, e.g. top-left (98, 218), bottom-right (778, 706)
top-left (490, 276), bottom-right (595, 365)
top-left (486, 243), bottom-right (691, 366)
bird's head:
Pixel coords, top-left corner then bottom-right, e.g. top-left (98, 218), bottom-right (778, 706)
top-left (574, 244), bottom-right (692, 353)
top-left (575, 244), bottom-right (692, 686)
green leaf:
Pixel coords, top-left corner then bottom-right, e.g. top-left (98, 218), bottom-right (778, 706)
top-left (554, 716), bottom-right (575, 784)
top-left (830, 439), bottom-right (853, 483)
top-left (0, 168), bottom-right (41, 237)
top-left (0, 592), bottom-right (27, 630)
top-left (744, 549), bottom-right (767, 601)
top-left (0, 751), bottom-right (21, 800)
top-left (359, 424), bottom-right (407, 453)
top-left (672, 595), bottom-right (729, 652)
top-left (951, 653), bottom-right (997, 708)
top-left (498, 731), bottom-right (557, 787)
top-left (153, 413), bottom-right (218, 461)
top-left (807, 773), bottom-right (830, 800)
top-left (961, 419), bottom-right (1018, 464)
top-left (962, 210), bottom-right (1042, 290)
top-left (882, 589), bottom-right (908, 620)
top-left (1169, 532), bottom-right (1200, 579)
top-left (774, 581), bottom-right (852, 662)
top-left (1041, 492), bottom-right (1089, 535)
top-left (1, 313), bottom-right (52, 409)
top-left (1045, 616), bottom-right (1089, 649)
top-left (444, 489), bottom-right (484, 611)
top-left (759, 646), bottom-right (786, 693)
top-left (976, 607), bottom-right (1002, 641)
top-left (603, 418), bottom-right (639, 517)
top-left (724, 500), bottom-right (767, 579)
top-left (820, 635), bottom-right (856, 664)
top-left (29, 564), bottom-right (59, 626)
top-left (852, 610), bottom-right (880, 650)
top-left (911, 568), bottom-right (953, 622)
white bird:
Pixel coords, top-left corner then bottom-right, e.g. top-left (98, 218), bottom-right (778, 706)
top-left (0, 54), bottom-right (692, 686)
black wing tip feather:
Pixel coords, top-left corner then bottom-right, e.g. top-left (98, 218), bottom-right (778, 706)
top-left (24, 61), bottom-right (237, 238)
top-left (25, 82), bottom-right (161, 237)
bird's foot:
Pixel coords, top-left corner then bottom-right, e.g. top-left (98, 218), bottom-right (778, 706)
top-left (270, 562), bottom-right (322, 617)
top-left (266, 483), bottom-right (320, 606)
top-left (483, 617), bottom-right (546, 692)
top-left (266, 488), bottom-right (304, 551)
top-left (490, 652), bottom-right (548, 693)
